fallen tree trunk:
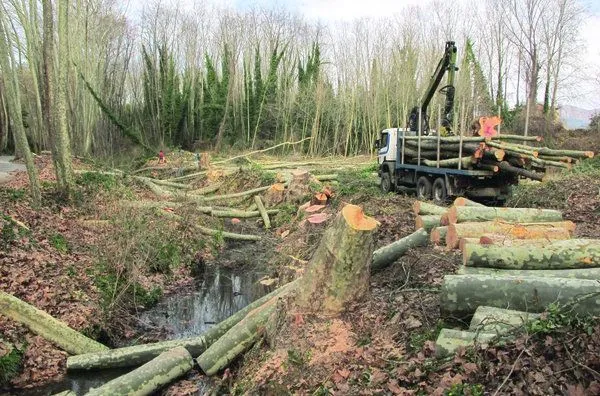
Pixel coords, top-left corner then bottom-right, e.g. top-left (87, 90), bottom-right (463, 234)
top-left (447, 206), bottom-right (563, 224)
top-left (254, 196), bottom-right (271, 229)
top-left (415, 215), bottom-right (441, 231)
top-left (430, 226), bottom-right (448, 245)
top-left (446, 221), bottom-right (574, 249)
top-left (463, 239), bottom-right (600, 270)
top-left (440, 274), bottom-right (600, 320)
top-left (137, 177), bottom-right (172, 197)
top-left (85, 347), bottom-right (193, 396)
top-left (189, 182), bottom-right (223, 195)
top-left (157, 210), bottom-right (261, 241)
top-left (197, 296), bottom-right (278, 376)
top-left (492, 161), bottom-right (544, 182)
top-left (148, 178), bottom-right (194, 190)
top-left (372, 228), bottom-right (429, 271)
top-left (435, 328), bottom-right (497, 357)
top-left (412, 201), bottom-right (446, 216)
top-left (469, 306), bottom-right (539, 334)
top-left (453, 197), bottom-right (485, 207)
top-left (0, 291), bottom-right (108, 355)
top-left (67, 280), bottom-right (298, 371)
top-left (456, 265), bottom-right (600, 280)
top-left (297, 204), bottom-right (378, 314)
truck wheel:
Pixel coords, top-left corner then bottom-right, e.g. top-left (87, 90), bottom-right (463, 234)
top-left (380, 172), bottom-right (393, 193)
top-left (432, 178), bottom-right (447, 204)
top-left (416, 176), bottom-right (432, 200)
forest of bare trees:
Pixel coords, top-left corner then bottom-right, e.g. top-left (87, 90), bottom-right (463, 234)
top-left (0, 0), bottom-right (588, 162)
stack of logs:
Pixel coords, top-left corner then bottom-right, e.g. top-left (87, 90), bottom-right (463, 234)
top-left (401, 134), bottom-right (594, 181)
top-left (413, 198), bottom-right (600, 356)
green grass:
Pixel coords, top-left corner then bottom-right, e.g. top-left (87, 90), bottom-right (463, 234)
top-left (0, 343), bottom-right (23, 385)
top-left (49, 233), bottom-right (69, 254)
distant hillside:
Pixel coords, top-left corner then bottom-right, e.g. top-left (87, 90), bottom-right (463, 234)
top-left (559, 105), bottom-right (599, 129)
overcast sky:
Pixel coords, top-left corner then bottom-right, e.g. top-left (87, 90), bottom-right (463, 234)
top-left (124, 0), bottom-right (600, 109)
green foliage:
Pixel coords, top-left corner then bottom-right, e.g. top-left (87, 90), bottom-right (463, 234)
top-left (0, 188), bottom-right (26, 202)
top-left (287, 348), bottom-right (310, 367)
top-left (408, 321), bottom-right (444, 351)
top-left (526, 303), bottom-right (595, 336)
top-left (273, 204), bottom-right (297, 227)
top-left (335, 166), bottom-right (380, 197)
top-left (0, 214), bottom-right (30, 251)
top-left (0, 343), bottom-right (23, 385)
top-left (49, 233), bottom-right (69, 254)
top-left (589, 112), bottom-right (600, 132)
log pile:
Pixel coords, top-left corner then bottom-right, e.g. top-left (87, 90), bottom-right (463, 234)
top-left (399, 134), bottom-right (594, 181)
top-left (420, 198), bottom-right (600, 357)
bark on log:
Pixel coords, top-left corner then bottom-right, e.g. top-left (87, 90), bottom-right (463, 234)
top-left (189, 182), bottom-right (223, 195)
top-left (285, 170), bottom-right (311, 204)
top-left (456, 265), bottom-right (600, 280)
top-left (422, 156), bottom-right (475, 168)
top-left (447, 206), bottom-right (563, 224)
top-left (458, 236), bottom-right (553, 254)
top-left (435, 329), bottom-right (497, 357)
top-left (84, 347), bottom-right (193, 396)
top-left (440, 274), bottom-right (600, 320)
top-left (68, 280), bottom-right (298, 371)
top-left (535, 148), bottom-right (594, 159)
top-left (0, 291), bottom-right (108, 355)
top-left (453, 197), bottom-right (485, 207)
top-left (430, 226), bottom-right (448, 245)
top-left (529, 156), bottom-right (571, 169)
top-left (253, 196), bottom-right (271, 229)
top-left (199, 184), bottom-right (275, 203)
top-left (415, 215), bottom-right (441, 231)
top-left (137, 177), bottom-right (172, 197)
top-left (296, 205), bottom-right (378, 314)
top-left (197, 296), bottom-right (279, 376)
top-left (148, 179), bottom-right (194, 190)
top-left (493, 135), bottom-right (543, 142)
top-left (412, 201), bottom-right (446, 216)
top-left (157, 210), bottom-right (261, 241)
top-left (372, 228), bottom-right (429, 271)
top-left (446, 221), bottom-right (574, 249)
top-left (486, 141), bottom-right (539, 157)
top-left (469, 306), bottom-right (539, 334)
top-left (463, 239), bottom-right (600, 270)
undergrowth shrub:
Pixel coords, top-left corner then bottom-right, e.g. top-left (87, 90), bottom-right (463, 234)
top-left (0, 342), bottom-right (23, 385)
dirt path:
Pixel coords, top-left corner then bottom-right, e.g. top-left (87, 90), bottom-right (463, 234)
top-left (0, 156), bottom-right (25, 184)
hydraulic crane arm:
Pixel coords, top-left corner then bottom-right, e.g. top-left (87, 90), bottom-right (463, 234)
top-left (408, 41), bottom-right (458, 135)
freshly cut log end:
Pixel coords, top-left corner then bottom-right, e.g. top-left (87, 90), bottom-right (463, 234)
top-left (412, 201), bottom-right (446, 216)
top-left (439, 213), bottom-right (449, 226)
top-left (456, 265), bottom-right (600, 280)
top-left (342, 204), bottom-right (379, 231)
top-left (372, 228), bottom-right (429, 271)
top-left (85, 346), bottom-right (193, 396)
top-left (463, 239), bottom-right (600, 270)
top-left (430, 226), bottom-right (448, 245)
top-left (415, 215), bottom-right (441, 231)
top-left (469, 306), bottom-right (539, 334)
top-left (297, 204), bottom-right (378, 314)
top-left (440, 274), bottom-right (600, 320)
top-left (435, 329), bottom-right (497, 357)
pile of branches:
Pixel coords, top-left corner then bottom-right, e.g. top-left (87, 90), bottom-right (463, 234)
top-left (401, 134), bottom-right (594, 181)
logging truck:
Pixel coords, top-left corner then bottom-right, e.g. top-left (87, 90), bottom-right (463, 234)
top-left (375, 40), bottom-right (516, 204)
top-left (375, 128), bottom-right (517, 204)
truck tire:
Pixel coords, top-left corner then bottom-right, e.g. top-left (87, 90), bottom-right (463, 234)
top-left (380, 172), bottom-right (393, 193)
top-left (416, 176), bottom-right (432, 200)
top-left (432, 177), bottom-right (448, 204)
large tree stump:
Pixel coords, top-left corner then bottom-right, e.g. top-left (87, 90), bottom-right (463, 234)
top-left (284, 170), bottom-right (312, 204)
top-left (296, 204), bottom-right (378, 315)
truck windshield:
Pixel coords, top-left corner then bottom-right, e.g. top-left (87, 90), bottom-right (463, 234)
top-left (380, 133), bottom-right (389, 149)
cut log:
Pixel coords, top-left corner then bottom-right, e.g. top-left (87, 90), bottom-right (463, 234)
top-left (422, 156), bottom-right (475, 168)
top-left (446, 221), bottom-right (574, 249)
top-left (493, 134), bottom-right (543, 142)
top-left (412, 201), bottom-right (446, 216)
top-left (486, 141), bottom-right (539, 157)
top-left (148, 178), bottom-right (193, 190)
top-left (200, 184), bottom-right (276, 203)
top-left (157, 210), bottom-right (261, 241)
top-left (297, 205), bottom-right (378, 314)
top-left (453, 197), bottom-right (485, 207)
top-left (189, 182), bottom-right (223, 195)
top-left (493, 161), bottom-right (544, 181)
top-left (529, 156), bottom-right (572, 169)
top-left (535, 148), bottom-right (594, 159)
top-left (439, 274), bottom-right (600, 320)
top-left (456, 265), bottom-right (600, 280)
top-left (263, 183), bottom-right (286, 206)
top-left (197, 295), bottom-right (280, 376)
top-left (85, 346), bottom-right (193, 396)
top-left (0, 291), bottom-right (108, 355)
top-left (137, 177), bottom-right (172, 197)
top-left (68, 280), bottom-right (298, 371)
top-left (253, 196), bottom-right (271, 229)
top-left (430, 226), bottom-right (448, 245)
top-left (435, 329), bottom-right (497, 357)
top-left (415, 215), bottom-right (441, 231)
top-left (458, 235), bottom-right (553, 253)
top-left (372, 228), bottom-right (429, 271)
top-left (463, 239), bottom-right (600, 270)
top-left (447, 206), bottom-right (563, 224)
top-left (314, 174), bottom-right (338, 182)
top-left (469, 306), bottom-right (540, 334)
